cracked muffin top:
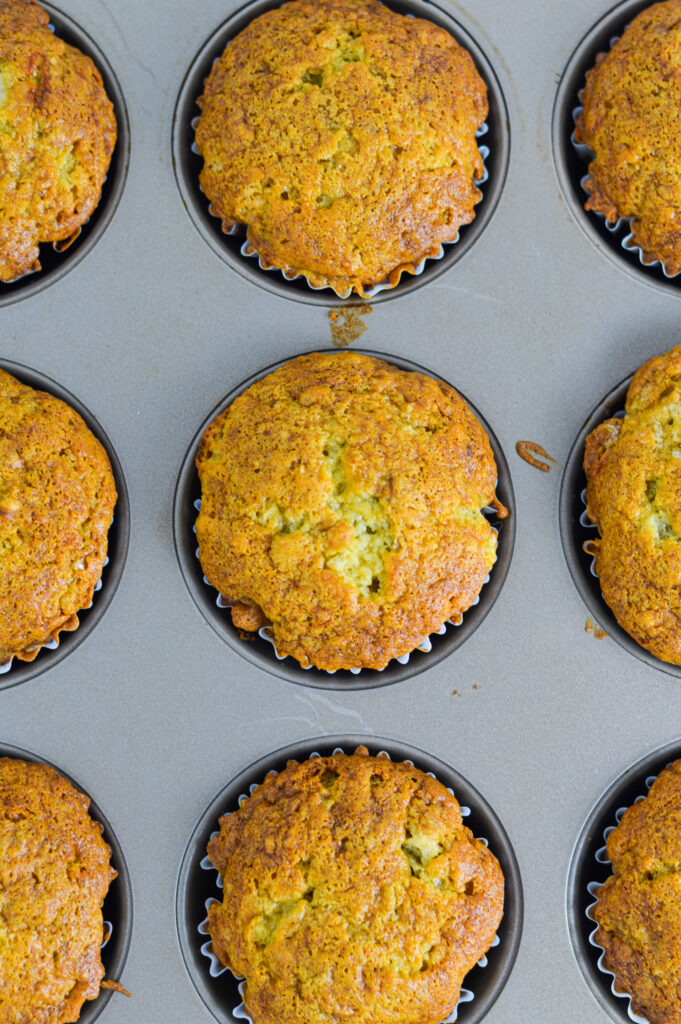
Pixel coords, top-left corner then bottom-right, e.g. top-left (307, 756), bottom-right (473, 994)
top-left (207, 747), bottom-right (504, 1024)
top-left (584, 345), bottom-right (681, 665)
top-left (195, 351), bottom-right (504, 671)
top-left (0, 757), bottom-right (116, 1024)
top-left (0, 0), bottom-right (117, 282)
top-left (0, 368), bottom-right (116, 666)
top-left (575, 0), bottom-right (681, 274)
top-left (194, 0), bottom-right (487, 296)
top-left (592, 759), bottom-right (681, 1024)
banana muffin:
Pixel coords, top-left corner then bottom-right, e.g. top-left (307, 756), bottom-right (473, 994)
top-left (0, 0), bottom-right (117, 282)
top-left (206, 747), bottom-right (504, 1024)
top-left (0, 368), bottom-right (117, 666)
top-left (575, 0), bottom-right (681, 274)
top-left (0, 757), bottom-right (116, 1024)
top-left (584, 344), bottom-right (681, 665)
top-left (195, 351), bottom-right (506, 671)
top-left (592, 759), bottom-right (681, 1024)
top-left (194, 0), bottom-right (488, 296)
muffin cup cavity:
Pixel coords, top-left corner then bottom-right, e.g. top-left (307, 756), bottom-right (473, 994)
top-left (552, 0), bottom-right (681, 296)
top-left (172, 0), bottom-right (509, 307)
top-left (0, 3), bottom-right (130, 308)
top-left (0, 742), bottom-right (133, 1023)
top-left (176, 735), bottom-right (523, 1024)
top-left (567, 741), bottom-right (681, 1024)
top-left (173, 350), bottom-right (515, 689)
top-left (0, 360), bottom-right (130, 690)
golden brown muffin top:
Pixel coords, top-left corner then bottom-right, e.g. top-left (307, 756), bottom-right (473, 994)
top-left (0, 369), bottom-right (116, 665)
top-left (207, 747), bottom-right (504, 1024)
top-left (592, 760), bottom-right (681, 1024)
top-left (575, 0), bottom-right (681, 274)
top-left (195, 0), bottom-right (487, 296)
top-left (0, 0), bottom-right (117, 282)
top-left (195, 351), bottom-right (502, 671)
top-left (584, 344), bottom-right (681, 665)
top-left (0, 757), bottom-right (116, 1024)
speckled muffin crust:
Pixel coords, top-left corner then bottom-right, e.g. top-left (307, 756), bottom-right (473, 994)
top-left (575, 0), bottom-right (681, 275)
top-left (207, 747), bottom-right (504, 1024)
top-left (0, 369), bottom-right (116, 665)
top-left (584, 345), bottom-right (681, 665)
top-left (592, 759), bottom-right (681, 1024)
top-left (0, 757), bottom-right (116, 1024)
top-left (195, 351), bottom-right (505, 671)
top-left (0, 0), bottom-right (117, 282)
top-left (195, 0), bottom-right (488, 296)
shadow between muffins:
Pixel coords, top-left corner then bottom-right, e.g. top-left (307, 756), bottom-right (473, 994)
top-left (175, 734), bottom-right (523, 1024)
top-left (0, 359), bottom-right (130, 691)
top-left (0, 740), bottom-right (133, 1023)
top-left (172, 349), bottom-right (515, 690)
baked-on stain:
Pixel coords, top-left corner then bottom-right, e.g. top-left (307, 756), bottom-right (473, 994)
top-left (585, 616), bottom-right (608, 640)
top-left (328, 304), bottom-right (373, 347)
top-left (515, 440), bottom-right (557, 472)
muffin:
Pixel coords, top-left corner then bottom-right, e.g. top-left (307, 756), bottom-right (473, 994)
top-left (591, 759), bottom-right (681, 1024)
top-left (584, 344), bottom-right (681, 665)
top-left (195, 351), bottom-right (506, 672)
top-left (194, 0), bottom-right (488, 297)
top-left (0, 0), bottom-right (117, 282)
top-left (0, 757), bottom-right (116, 1023)
top-left (206, 746), bottom-right (504, 1024)
top-left (0, 368), bottom-right (117, 666)
top-left (575, 0), bottom-right (681, 275)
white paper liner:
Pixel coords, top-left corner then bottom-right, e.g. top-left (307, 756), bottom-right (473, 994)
top-left (570, 30), bottom-right (681, 281)
top-left (578, 407), bottom-right (626, 580)
top-left (584, 767), bottom-right (670, 1024)
top-left (0, 552), bottom-right (110, 675)
top-left (197, 746), bottom-right (500, 1024)
top-left (193, 497), bottom-right (498, 674)
top-left (190, 111), bottom-right (490, 299)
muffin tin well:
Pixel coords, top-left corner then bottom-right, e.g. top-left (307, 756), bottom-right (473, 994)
top-left (0, 3), bottom-right (130, 309)
top-left (0, 360), bottom-right (130, 690)
top-left (173, 349), bottom-right (515, 689)
top-left (567, 739), bottom-right (681, 1024)
top-left (176, 734), bottom-right (523, 1024)
top-left (559, 370), bottom-right (681, 679)
top-left (171, 0), bottom-right (510, 306)
top-left (0, 741), bottom-right (133, 1022)
top-left (552, 0), bottom-right (681, 297)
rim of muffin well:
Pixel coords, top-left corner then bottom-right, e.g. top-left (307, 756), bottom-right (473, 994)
top-left (0, 741), bottom-right (133, 1023)
top-left (172, 349), bottom-right (515, 690)
top-left (176, 734), bottom-right (523, 1024)
top-left (171, 0), bottom-right (510, 307)
top-left (0, 3), bottom-right (130, 309)
top-left (559, 368), bottom-right (681, 679)
top-left (0, 359), bottom-right (130, 691)
top-left (567, 738), bottom-right (681, 1024)
top-left (552, 0), bottom-right (681, 298)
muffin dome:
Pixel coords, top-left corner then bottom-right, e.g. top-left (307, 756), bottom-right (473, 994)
top-left (0, 368), bottom-right (116, 666)
top-left (206, 747), bottom-right (504, 1024)
top-left (195, 0), bottom-right (488, 296)
top-left (195, 351), bottom-right (504, 671)
top-left (575, 0), bottom-right (681, 274)
top-left (0, 757), bottom-right (116, 1024)
top-left (0, 0), bottom-right (117, 282)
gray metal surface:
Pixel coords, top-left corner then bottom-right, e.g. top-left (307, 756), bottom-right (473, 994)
top-left (3, 0), bottom-right (681, 1021)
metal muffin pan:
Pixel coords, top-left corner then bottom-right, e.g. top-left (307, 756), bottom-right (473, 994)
top-left (551, 0), bottom-right (680, 296)
top-left (173, 348), bottom-right (515, 689)
top-left (0, 359), bottom-right (130, 690)
top-left (0, 741), bottom-right (133, 1022)
top-left (567, 738), bottom-right (681, 1024)
top-left (171, 0), bottom-right (510, 306)
top-left (176, 735), bottom-right (523, 1024)
top-left (0, 2), bottom-right (130, 309)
